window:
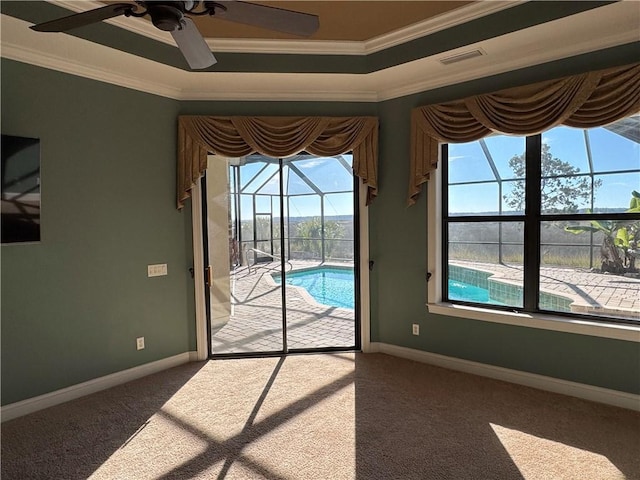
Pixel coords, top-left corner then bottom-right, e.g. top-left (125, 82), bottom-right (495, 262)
top-left (440, 115), bottom-right (640, 326)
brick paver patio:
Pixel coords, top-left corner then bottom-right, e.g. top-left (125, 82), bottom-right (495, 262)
top-left (211, 261), bottom-right (356, 354)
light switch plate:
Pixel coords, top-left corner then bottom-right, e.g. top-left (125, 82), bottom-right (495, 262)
top-left (148, 263), bottom-right (167, 277)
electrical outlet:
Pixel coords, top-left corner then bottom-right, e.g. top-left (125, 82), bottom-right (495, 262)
top-left (412, 324), bottom-right (419, 336)
top-left (147, 263), bottom-right (168, 277)
top-left (136, 337), bottom-right (145, 350)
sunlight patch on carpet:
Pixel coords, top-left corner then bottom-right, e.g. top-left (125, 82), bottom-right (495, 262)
top-left (490, 423), bottom-right (625, 480)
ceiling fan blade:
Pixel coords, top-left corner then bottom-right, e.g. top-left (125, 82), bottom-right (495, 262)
top-left (171, 17), bottom-right (217, 69)
top-left (30, 3), bottom-right (134, 32)
top-left (215, 1), bottom-right (319, 37)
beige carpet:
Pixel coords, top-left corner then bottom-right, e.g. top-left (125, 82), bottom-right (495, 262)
top-left (2, 353), bottom-right (639, 479)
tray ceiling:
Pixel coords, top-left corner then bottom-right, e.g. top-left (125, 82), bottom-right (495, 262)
top-left (101, 0), bottom-right (475, 41)
top-left (1, 1), bottom-right (638, 102)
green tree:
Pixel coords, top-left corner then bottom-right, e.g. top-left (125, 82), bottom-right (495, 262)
top-left (566, 191), bottom-right (640, 274)
top-left (503, 143), bottom-right (601, 213)
top-left (295, 217), bottom-right (344, 258)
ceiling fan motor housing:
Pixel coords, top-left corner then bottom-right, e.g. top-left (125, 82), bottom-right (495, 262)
top-left (147, 2), bottom-right (195, 31)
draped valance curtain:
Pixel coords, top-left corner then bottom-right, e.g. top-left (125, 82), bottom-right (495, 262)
top-left (177, 116), bottom-right (379, 209)
top-left (409, 62), bottom-right (640, 206)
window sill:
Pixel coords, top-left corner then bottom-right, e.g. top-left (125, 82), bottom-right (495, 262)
top-left (427, 302), bottom-right (640, 342)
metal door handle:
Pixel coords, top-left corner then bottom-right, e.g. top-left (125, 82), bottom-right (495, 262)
top-left (206, 265), bottom-right (213, 287)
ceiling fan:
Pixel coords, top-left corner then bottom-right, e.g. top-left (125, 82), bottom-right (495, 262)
top-left (29, 1), bottom-right (320, 69)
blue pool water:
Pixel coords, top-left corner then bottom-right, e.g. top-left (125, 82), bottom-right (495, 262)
top-left (448, 279), bottom-right (491, 303)
top-left (273, 267), bottom-right (354, 309)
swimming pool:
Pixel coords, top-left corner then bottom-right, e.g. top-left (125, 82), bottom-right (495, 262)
top-left (273, 267), bottom-right (354, 309)
top-left (448, 279), bottom-right (491, 303)
top-left (448, 279), bottom-right (514, 307)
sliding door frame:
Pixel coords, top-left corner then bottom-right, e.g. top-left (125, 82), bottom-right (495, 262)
top-left (191, 155), bottom-right (372, 360)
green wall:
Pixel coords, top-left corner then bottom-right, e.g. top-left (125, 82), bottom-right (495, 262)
top-left (2, 41), bottom-right (639, 406)
top-left (1, 60), bottom-right (192, 405)
top-left (0, 59), bottom-right (378, 406)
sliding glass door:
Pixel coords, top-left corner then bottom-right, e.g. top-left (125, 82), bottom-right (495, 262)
top-left (282, 155), bottom-right (358, 350)
top-left (203, 153), bottom-right (359, 356)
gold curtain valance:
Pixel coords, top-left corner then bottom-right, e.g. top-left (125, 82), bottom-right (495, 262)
top-left (177, 116), bottom-right (379, 209)
top-left (409, 62), bottom-right (640, 205)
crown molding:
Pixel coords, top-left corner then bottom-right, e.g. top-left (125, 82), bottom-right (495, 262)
top-left (0, 14), bottom-right (184, 99)
top-left (209, 38), bottom-right (366, 55)
top-left (0, 43), bottom-right (179, 101)
top-left (376, 5), bottom-right (640, 101)
top-left (51, 0), bottom-right (175, 45)
top-left (209, 0), bottom-right (522, 55)
top-left (50, 0), bottom-right (521, 56)
top-left (2, 2), bottom-right (638, 103)
top-left (178, 86), bottom-right (378, 102)
top-left (0, 14), bottom-right (379, 102)
top-left (177, 70), bottom-right (379, 101)
top-left (363, 0), bottom-right (521, 54)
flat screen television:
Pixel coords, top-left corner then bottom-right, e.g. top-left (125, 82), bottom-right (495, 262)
top-left (1, 134), bottom-right (41, 243)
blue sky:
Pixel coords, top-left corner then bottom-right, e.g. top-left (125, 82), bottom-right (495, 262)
top-left (236, 154), bottom-right (355, 219)
top-left (448, 122), bottom-right (640, 215)
top-left (231, 122), bottom-right (640, 219)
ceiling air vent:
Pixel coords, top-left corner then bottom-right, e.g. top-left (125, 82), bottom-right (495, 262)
top-left (439, 49), bottom-right (485, 65)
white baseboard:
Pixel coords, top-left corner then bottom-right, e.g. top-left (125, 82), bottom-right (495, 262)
top-left (4, 345), bottom-right (636, 422)
top-left (1, 351), bottom-right (198, 422)
top-left (371, 342), bottom-right (640, 412)
top-left (364, 342), bottom-right (380, 353)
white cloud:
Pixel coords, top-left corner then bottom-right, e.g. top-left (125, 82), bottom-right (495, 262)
top-left (296, 159), bottom-right (325, 169)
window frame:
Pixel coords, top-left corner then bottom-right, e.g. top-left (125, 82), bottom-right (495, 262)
top-left (427, 132), bottom-right (640, 343)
